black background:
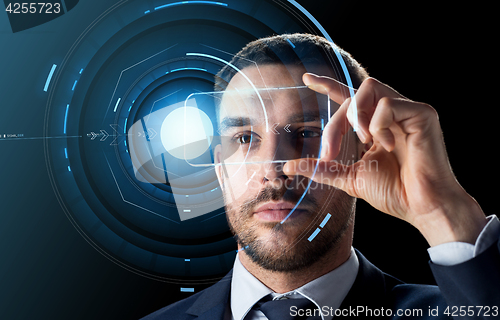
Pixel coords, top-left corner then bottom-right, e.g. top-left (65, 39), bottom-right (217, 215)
top-left (0, 1), bottom-right (496, 319)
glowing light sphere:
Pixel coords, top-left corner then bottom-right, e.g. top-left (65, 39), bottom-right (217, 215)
top-left (160, 107), bottom-right (214, 160)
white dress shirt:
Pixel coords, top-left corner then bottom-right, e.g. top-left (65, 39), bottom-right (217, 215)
top-left (228, 215), bottom-right (500, 320)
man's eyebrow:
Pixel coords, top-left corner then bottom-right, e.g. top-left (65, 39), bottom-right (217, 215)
top-left (220, 112), bottom-right (328, 130)
top-left (220, 117), bottom-right (255, 129)
top-left (287, 111), bottom-right (327, 123)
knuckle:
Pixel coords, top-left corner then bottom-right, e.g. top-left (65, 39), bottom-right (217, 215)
top-left (415, 102), bottom-right (439, 125)
top-left (361, 77), bottom-right (380, 90)
top-left (422, 103), bottom-right (438, 119)
top-left (368, 97), bottom-right (394, 135)
top-left (378, 96), bottom-right (395, 108)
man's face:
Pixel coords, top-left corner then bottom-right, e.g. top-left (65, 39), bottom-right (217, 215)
top-left (215, 64), bottom-right (356, 272)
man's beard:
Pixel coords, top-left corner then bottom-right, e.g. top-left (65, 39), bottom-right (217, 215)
top-left (225, 180), bottom-right (355, 272)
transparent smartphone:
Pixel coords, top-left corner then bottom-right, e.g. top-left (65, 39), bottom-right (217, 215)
top-left (182, 86), bottom-right (338, 167)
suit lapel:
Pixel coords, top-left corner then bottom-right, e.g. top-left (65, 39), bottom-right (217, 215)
top-left (339, 249), bottom-right (402, 312)
top-left (185, 270), bottom-right (233, 320)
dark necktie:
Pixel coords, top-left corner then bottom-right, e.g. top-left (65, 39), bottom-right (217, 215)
top-left (256, 296), bottom-right (322, 320)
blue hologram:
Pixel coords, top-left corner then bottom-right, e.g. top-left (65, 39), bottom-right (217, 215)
top-left (319, 213), bottom-right (331, 228)
top-left (308, 228), bottom-right (321, 242)
top-left (113, 97), bottom-right (121, 113)
top-left (288, 0), bottom-right (357, 131)
top-left (43, 64), bottom-right (57, 92)
top-left (281, 143), bottom-right (323, 224)
top-left (166, 67), bottom-right (208, 74)
top-left (186, 52), bottom-right (269, 132)
top-left (63, 104), bottom-right (69, 134)
top-left (155, 1), bottom-right (227, 11)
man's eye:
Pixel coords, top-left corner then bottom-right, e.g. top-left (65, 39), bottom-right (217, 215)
top-left (300, 130), bottom-right (321, 138)
top-left (237, 134), bottom-right (253, 144)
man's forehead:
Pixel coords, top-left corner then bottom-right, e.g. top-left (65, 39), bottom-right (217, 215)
top-left (217, 64), bottom-right (332, 127)
top-left (226, 64), bottom-right (304, 90)
top-left (219, 88), bottom-right (324, 123)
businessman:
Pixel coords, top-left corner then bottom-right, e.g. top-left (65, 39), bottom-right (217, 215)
top-left (142, 33), bottom-right (500, 319)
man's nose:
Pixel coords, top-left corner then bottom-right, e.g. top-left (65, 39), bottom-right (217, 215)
top-left (259, 136), bottom-right (297, 185)
top-left (263, 160), bottom-right (288, 180)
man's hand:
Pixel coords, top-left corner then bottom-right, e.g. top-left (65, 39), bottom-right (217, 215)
top-left (284, 73), bottom-right (487, 247)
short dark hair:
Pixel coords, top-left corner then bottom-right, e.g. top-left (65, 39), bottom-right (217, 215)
top-left (214, 33), bottom-right (368, 92)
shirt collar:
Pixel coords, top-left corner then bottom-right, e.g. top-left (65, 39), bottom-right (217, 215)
top-left (230, 247), bottom-right (359, 320)
top-left (230, 252), bottom-right (273, 320)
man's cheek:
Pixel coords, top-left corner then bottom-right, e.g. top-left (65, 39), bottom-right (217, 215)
top-left (222, 165), bottom-right (258, 204)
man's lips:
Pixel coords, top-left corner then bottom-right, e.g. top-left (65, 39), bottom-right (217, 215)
top-left (253, 202), bottom-right (307, 222)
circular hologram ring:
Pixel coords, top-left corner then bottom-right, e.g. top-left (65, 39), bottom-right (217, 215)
top-left (43, 0), bottom-right (356, 283)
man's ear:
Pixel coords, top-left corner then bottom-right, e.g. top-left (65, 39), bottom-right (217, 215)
top-left (214, 144), bottom-right (224, 190)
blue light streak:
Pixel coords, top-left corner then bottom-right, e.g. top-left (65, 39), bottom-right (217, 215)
top-left (186, 52), bottom-right (269, 132)
top-left (180, 288), bottom-right (195, 292)
top-left (288, 0), bottom-right (357, 131)
top-left (64, 104), bottom-right (69, 134)
top-left (64, 148), bottom-right (68, 158)
top-left (286, 38), bottom-right (296, 48)
top-left (166, 67), bottom-right (207, 74)
top-left (72, 80), bottom-right (78, 91)
top-left (155, 1), bottom-right (227, 11)
top-left (319, 213), bottom-right (332, 228)
top-left (44, 64), bottom-right (57, 92)
top-left (308, 228), bottom-right (321, 242)
top-left (280, 145), bottom-right (322, 224)
top-left (236, 245), bottom-right (249, 253)
top-left (113, 98), bottom-right (121, 113)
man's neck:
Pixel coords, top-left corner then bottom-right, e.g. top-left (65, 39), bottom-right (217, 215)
top-left (237, 235), bottom-right (353, 294)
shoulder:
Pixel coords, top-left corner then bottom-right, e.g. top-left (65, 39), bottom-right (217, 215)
top-left (389, 283), bottom-right (447, 307)
top-left (140, 270), bottom-right (233, 320)
top-left (378, 266), bottom-right (448, 311)
top-left (140, 290), bottom-right (206, 320)
top-left (350, 250), bottom-right (451, 318)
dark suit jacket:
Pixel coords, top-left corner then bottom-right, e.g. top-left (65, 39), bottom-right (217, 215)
top-left (142, 242), bottom-right (500, 319)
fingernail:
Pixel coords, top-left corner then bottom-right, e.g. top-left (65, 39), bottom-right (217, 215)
top-left (303, 72), bottom-right (318, 81)
top-left (307, 84), bottom-right (328, 95)
top-left (356, 129), bottom-right (367, 144)
top-left (346, 98), bottom-right (359, 132)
